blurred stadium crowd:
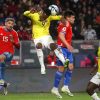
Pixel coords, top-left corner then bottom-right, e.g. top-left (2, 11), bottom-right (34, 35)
top-left (0, 0), bottom-right (100, 40)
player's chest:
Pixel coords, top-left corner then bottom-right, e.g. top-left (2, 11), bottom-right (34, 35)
top-left (0, 30), bottom-right (12, 42)
top-left (62, 26), bottom-right (72, 34)
top-left (40, 19), bottom-right (49, 27)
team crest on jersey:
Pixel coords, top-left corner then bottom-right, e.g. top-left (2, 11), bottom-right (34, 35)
top-left (62, 27), bottom-right (66, 31)
top-left (61, 27), bottom-right (66, 34)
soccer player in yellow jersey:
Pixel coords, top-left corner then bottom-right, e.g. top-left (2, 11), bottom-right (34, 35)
top-left (23, 7), bottom-right (68, 74)
top-left (86, 46), bottom-right (100, 100)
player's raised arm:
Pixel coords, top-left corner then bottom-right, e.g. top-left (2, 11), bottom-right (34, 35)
top-left (23, 5), bottom-right (42, 19)
top-left (23, 10), bottom-right (37, 19)
top-left (23, 9), bottom-right (42, 25)
top-left (49, 15), bottom-right (62, 21)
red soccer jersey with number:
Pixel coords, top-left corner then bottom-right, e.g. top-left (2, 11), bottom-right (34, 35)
top-left (0, 26), bottom-right (19, 54)
top-left (57, 21), bottom-right (72, 47)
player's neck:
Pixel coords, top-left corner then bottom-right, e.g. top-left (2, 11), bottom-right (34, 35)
top-left (4, 26), bottom-right (12, 32)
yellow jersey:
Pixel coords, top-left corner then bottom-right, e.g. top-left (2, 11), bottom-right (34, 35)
top-left (97, 47), bottom-right (100, 73)
top-left (23, 11), bottom-right (61, 39)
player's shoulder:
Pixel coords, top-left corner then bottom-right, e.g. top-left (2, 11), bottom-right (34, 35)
top-left (58, 22), bottom-right (64, 27)
top-left (58, 22), bottom-right (65, 29)
top-left (12, 29), bottom-right (18, 34)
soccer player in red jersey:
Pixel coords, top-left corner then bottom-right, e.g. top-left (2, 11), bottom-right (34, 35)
top-left (51, 10), bottom-right (75, 98)
top-left (0, 18), bottom-right (20, 95)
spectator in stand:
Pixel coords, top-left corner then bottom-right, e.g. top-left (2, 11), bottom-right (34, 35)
top-left (17, 26), bottom-right (24, 40)
top-left (84, 8), bottom-right (94, 27)
top-left (26, 20), bottom-right (32, 32)
top-left (17, 26), bottom-right (30, 40)
top-left (0, 13), bottom-right (5, 25)
top-left (45, 51), bottom-right (56, 66)
top-left (92, 7), bottom-right (98, 19)
top-left (15, 20), bottom-right (22, 30)
top-left (8, 12), bottom-right (15, 19)
top-left (80, 19), bottom-right (86, 39)
top-left (83, 24), bottom-right (97, 40)
top-left (7, 1), bottom-right (18, 15)
top-left (96, 13), bottom-right (100, 24)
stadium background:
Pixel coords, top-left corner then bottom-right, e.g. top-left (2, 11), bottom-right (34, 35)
top-left (0, 0), bottom-right (100, 97)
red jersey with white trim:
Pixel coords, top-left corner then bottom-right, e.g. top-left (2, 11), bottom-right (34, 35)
top-left (0, 26), bottom-right (19, 54)
top-left (57, 21), bottom-right (72, 47)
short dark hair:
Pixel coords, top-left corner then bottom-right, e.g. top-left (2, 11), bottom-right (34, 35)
top-left (43, 8), bottom-right (51, 16)
top-left (64, 10), bottom-right (75, 18)
top-left (5, 18), bottom-right (15, 23)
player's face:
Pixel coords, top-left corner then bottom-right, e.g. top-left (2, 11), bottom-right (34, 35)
top-left (5, 21), bottom-right (14, 30)
top-left (67, 15), bottom-right (75, 24)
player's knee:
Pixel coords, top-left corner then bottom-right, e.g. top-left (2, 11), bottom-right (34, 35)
top-left (58, 66), bottom-right (64, 72)
top-left (36, 43), bottom-right (42, 49)
top-left (86, 86), bottom-right (92, 95)
top-left (0, 55), bottom-right (6, 62)
top-left (50, 43), bottom-right (57, 51)
top-left (68, 64), bottom-right (74, 71)
top-left (86, 86), bottom-right (90, 94)
top-left (86, 84), bottom-right (95, 95)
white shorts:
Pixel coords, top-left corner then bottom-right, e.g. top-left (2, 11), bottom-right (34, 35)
top-left (33, 35), bottom-right (54, 49)
top-left (90, 72), bottom-right (100, 86)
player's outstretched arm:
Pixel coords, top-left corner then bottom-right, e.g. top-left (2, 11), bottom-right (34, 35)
top-left (23, 10), bottom-right (33, 17)
top-left (23, 5), bottom-right (42, 16)
top-left (50, 15), bottom-right (62, 21)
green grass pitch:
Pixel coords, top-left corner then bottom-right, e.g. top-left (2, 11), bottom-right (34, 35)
top-left (0, 92), bottom-right (97, 100)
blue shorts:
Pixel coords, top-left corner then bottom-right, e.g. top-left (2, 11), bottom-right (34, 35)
top-left (56, 47), bottom-right (73, 66)
top-left (3, 52), bottom-right (13, 62)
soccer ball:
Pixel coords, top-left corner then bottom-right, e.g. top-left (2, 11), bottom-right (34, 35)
top-left (48, 4), bottom-right (59, 15)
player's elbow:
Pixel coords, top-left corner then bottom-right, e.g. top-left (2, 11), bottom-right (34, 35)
top-left (58, 33), bottom-right (65, 40)
top-left (14, 43), bottom-right (20, 49)
top-left (23, 11), bottom-right (30, 16)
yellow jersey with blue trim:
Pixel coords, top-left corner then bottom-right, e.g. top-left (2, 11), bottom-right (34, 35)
top-left (97, 47), bottom-right (100, 73)
top-left (23, 11), bottom-right (62, 39)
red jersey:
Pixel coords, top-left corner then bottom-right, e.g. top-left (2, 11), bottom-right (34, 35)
top-left (0, 26), bottom-right (19, 54)
top-left (57, 21), bottom-right (72, 47)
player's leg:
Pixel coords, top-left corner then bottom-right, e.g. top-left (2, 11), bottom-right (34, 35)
top-left (45, 35), bottom-right (69, 66)
top-left (61, 49), bottom-right (74, 96)
top-left (0, 52), bottom-right (13, 95)
top-left (50, 43), bottom-right (69, 66)
top-left (86, 82), bottom-right (100, 100)
top-left (86, 73), bottom-right (100, 100)
top-left (35, 42), bottom-right (46, 74)
top-left (51, 61), bottom-right (64, 98)
top-left (0, 54), bottom-right (6, 86)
